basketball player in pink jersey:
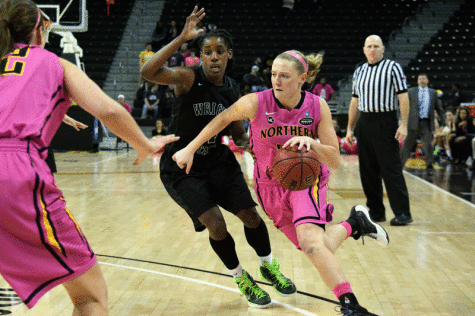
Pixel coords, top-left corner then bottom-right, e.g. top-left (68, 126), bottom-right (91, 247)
top-left (173, 50), bottom-right (389, 315)
top-left (0, 0), bottom-right (178, 315)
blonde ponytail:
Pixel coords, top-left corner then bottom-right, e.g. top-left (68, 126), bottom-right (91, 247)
top-left (304, 51), bottom-right (324, 83)
top-left (276, 50), bottom-right (324, 83)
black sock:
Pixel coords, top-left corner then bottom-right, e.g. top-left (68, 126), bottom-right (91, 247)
top-left (339, 292), bottom-right (359, 306)
top-left (209, 232), bottom-right (240, 270)
top-left (244, 219), bottom-right (272, 257)
top-left (346, 217), bottom-right (361, 239)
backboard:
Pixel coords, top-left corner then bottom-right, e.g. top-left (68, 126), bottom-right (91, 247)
top-left (35, 0), bottom-right (88, 33)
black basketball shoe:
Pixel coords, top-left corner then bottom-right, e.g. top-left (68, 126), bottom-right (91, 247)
top-left (349, 205), bottom-right (389, 246)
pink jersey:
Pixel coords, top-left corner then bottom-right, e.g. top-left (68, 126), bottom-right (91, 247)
top-left (0, 44), bottom-right (71, 151)
top-left (250, 89), bottom-right (329, 183)
top-left (0, 44), bottom-right (94, 309)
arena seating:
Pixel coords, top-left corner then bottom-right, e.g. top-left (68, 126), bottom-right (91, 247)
top-left (160, 0), bottom-right (427, 85)
top-left (406, 1), bottom-right (475, 98)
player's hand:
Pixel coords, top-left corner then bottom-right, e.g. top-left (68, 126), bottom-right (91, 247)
top-left (283, 136), bottom-right (314, 152)
top-left (133, 134), bottom-right (180, 166)
top-left (345, 130), bottom-right (354, 146)
top-left (395, 124), bottom-right (407, 142)
top-left (63, 115), bottom-right (88, 131)
top-left (181, 6), bottom-right (206, 42)
top-left (172, 146), bottom-right (195, 174)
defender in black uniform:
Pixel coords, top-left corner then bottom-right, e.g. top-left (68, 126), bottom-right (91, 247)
top-left (141, 7), bottom-right (296, 308)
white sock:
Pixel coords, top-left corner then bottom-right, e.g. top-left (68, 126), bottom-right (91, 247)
top-left (259, 252), bottom-right (273, 266)
top-left (229, 264), bottom-right (243, 278)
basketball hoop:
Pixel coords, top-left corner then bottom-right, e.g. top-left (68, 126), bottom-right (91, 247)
top-left (43, 20), bottom-right (55, 43)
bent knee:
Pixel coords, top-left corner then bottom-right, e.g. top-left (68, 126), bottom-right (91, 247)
top-left (298, 236), bottom-right (326, 255)
top-left (237, 207), bottom-right (261, 227)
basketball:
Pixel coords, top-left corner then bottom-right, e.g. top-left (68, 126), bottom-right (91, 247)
top-left (272, 147), bottom-right (321, 191)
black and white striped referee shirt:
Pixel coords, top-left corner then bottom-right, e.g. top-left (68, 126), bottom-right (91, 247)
top-left (352, 58), bottom-right (407, 112)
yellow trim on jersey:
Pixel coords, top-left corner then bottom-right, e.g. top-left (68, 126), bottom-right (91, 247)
top-left (39, 195), bottom-right (63, 254)
top-left (313, 175), bottom-right (320, 206)
top-left (65, 207), bottom-right (84, 237)
top-left (326, 182), bottom-right (329, 205)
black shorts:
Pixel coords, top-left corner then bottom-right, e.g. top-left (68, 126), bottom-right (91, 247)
top-left (160, 149), bottom-right (257, 232)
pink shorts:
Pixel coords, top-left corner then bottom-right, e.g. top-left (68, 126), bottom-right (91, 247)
top-left (254, 174), bottom-right (334, 250)
top-left (0, 139), bottom-right (96, 308)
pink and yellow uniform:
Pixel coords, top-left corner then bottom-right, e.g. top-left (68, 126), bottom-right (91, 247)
top-left (249, 88), bottom-right (333, 249)
top-left (0, 44), bottom-right (96, 308)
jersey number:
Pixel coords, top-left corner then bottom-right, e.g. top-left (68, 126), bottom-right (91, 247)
top-left (0, 46), bottom-right (30, 76)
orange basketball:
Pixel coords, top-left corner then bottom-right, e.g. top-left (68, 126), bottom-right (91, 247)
top-left (272, 147), bottom-right (321, 191)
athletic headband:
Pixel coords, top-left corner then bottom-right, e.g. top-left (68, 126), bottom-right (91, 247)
top-left (27, 8), bottom-right (41, 38)
top-left (284, 51), bottom-right (307, 73)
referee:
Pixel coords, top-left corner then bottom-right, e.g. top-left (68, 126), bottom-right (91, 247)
top-left (346, 35), bottom-right (413, 226)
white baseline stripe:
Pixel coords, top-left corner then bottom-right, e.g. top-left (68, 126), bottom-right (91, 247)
top-left (99, 262), bottom-right (321, 316)
top-left (403, 171), bottom-right (475, 209)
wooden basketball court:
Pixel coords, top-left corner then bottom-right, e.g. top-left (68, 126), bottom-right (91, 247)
top-left (1, 150), bottom-right (474, 316)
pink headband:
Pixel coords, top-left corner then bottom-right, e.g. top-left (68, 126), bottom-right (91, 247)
top-left (27, 8), bottom-right (41, 37)
top-left (284, 51), bottom-right (307, 73)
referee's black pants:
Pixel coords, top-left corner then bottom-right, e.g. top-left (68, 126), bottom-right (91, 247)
top-left (355, 111), bottom-right (411, 219)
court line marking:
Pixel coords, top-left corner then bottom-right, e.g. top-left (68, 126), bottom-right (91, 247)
top-left (60, 187), bottom-right (167, 192)
top-left (403, 171), bottom-right (475, 209)
top-left (86, 152), bottom-right (130, 165)
top-left (99, 261), bottom-right (321, 316)
top-left (420, 232), bottom-right (475, 235)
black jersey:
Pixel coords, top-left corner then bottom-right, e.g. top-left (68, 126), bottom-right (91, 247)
top-left (163, 65), bottom-right (240, 168)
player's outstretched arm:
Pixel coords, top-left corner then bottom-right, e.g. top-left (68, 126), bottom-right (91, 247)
top-left (173, 93), bottom-right (258, 173)
top-left (140, 6), bottom-right (205, 91)
top-left (59, 58), bottom-right (179, 165)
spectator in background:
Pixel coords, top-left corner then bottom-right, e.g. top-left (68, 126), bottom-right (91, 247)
top-left (168, 43), bottom-right (187, 67)
top-left (253, 56), bottom-right (262, 70)
top-left (133, 83), bottom-right (146, 109)
top-left (433, 110), bottom-right (456, 161)
top-left (185, 48), bottom-right (200, 67)
top-left (242, 65), bottom-right (266, 92)
top-left (261, 52), bottom-right (275, 88)
top-left (151, 21), bottom-right (169, 52)
top-left (141, 84), bottom-right (161, 119)
top-left (312, 77), bottom-right (334, 102)
top-left (139, 42), bottom-right (154, 67)
top-left (450, 84), bottom-right (462, 108)
top-left (449, 107), bottom-right (475, 165)
top-left (160, 88), bottom-right (175, 120)
top-left (138, 42), bottom-right (154, 89)
top-left (117, 95), bottom-right (132, 113)
top-left (168, 20), bottom-right (179, 43)
top-left (151, 119), bottom-right (168, 138)
top-left (400, 73), bottom-right (444, 169)
top-left (116, 95), bottom-right (132, 149)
